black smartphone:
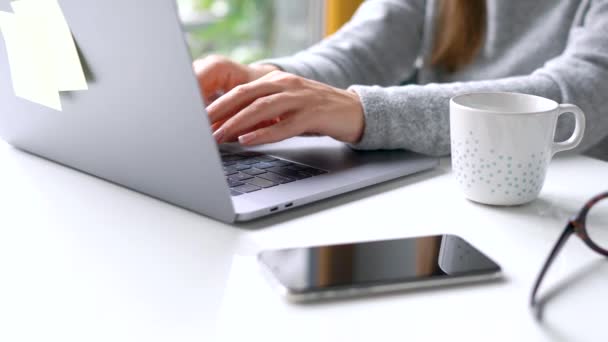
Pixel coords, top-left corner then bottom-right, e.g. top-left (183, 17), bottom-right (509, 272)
top-left (258, 234), bottom-right (502, 302)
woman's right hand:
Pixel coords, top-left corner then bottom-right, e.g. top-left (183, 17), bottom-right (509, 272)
top-left (193, 55), bottom-right (278, 105)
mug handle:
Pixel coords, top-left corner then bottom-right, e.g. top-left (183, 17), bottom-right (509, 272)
top-left (552, 104), bottom-right (586, 155)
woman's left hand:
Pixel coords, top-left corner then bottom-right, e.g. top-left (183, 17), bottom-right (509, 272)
top-left (207, 70), bottom-right (365, 146)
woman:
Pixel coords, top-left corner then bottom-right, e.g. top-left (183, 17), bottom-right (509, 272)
top-left (193, 0), bottom-right (608, 157)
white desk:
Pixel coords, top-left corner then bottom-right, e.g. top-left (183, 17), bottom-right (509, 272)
top-left (0, 140), bottom-right (607, 342)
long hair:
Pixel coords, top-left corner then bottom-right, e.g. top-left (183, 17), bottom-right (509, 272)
top-left (431, 0), bottom-right (487, 73)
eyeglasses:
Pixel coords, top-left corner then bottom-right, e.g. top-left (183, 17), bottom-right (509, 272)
top-left (530, 191), bottom-right (608, 319)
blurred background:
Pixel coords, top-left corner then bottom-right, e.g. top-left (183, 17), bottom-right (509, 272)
top-left (176, 0), bottom-right (363, 63)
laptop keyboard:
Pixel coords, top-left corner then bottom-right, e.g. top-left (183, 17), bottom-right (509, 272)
top-left (220, 151), bottom-right (328, 196)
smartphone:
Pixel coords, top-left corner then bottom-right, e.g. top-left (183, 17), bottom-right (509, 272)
top-left (258, 234), bottom-right (502, 302)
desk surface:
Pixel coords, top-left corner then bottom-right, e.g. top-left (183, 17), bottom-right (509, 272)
top-left (0, 141), bottom-right (607, 342)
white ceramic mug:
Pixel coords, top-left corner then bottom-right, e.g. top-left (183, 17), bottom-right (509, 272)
top-left (450, 92), bottom-right (586, 206)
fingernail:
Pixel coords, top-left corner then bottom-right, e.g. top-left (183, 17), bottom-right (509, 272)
top-left (238, 132), bottom-right (256, 145)
top-left (213, 128), bottom-right (225, 143)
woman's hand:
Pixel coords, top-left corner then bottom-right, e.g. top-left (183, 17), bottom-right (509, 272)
top-left (207, 70), bottom-right (365, 146)
top-left (193, 55), bottom-right (278, 104)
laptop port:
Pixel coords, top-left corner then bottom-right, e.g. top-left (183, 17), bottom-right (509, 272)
top-left (270, 207), bottom-right (279, 212)
top-left (285, 203), bottom-right (293, 208)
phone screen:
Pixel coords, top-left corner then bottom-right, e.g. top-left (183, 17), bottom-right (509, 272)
top-left (258, 235), bottom-right (500, 294)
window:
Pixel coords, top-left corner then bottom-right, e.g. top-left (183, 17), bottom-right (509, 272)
top-left (176, 0), bottom-right (325, 63)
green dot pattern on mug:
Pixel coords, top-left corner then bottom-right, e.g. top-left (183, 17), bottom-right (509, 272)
top-left (451, 135), bottom-right (548, 201)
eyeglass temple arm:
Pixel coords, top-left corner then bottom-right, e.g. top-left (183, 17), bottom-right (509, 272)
top-left (530, 224), bottom-right (574, 308)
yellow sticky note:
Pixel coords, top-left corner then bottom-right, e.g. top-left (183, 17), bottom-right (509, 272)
top-left (0, 0), bottom-right (87, 111)
top-left (0, 10), bottom-right (62, 110)
top-left (14, 0), bottom-right (88, 91)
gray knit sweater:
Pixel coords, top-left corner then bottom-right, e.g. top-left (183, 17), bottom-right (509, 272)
top-left (262, 0), bottom-right (608, 157)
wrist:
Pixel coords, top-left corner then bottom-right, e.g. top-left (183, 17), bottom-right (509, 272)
top-left (344, 89), bottom-right (365, 144)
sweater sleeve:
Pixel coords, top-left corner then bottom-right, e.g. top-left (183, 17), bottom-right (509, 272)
top-left (256, 0), bottom-right (426, 89)
top-left (349, 1), bottom-right (608, 156)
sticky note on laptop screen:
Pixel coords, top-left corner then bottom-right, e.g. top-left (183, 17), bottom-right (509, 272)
top-left (0, 0), bottom-right (87, 111)
top-left (0, 10), bottom-right (62, 110)
top-left (27, 0), bottom-right (88, 91)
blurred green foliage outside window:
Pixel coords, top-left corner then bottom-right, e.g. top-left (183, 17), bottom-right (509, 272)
top-left (177, 0), bottom-right (323, 64)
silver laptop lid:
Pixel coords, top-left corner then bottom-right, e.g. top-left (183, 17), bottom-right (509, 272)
top-left (0, 0), bottom-right (235, 222)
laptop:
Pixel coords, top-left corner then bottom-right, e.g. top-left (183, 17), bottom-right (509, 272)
top-left (0, 0), bottom-right (438, 223)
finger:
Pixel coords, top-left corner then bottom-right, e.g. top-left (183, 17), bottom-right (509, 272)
top-left (207, 80), bottom-right (282, 124)
top-left (193, 59), bottom-right (223, 104)
top-left (194, 57), bottom-right (248, 105)
top-left (238, 115), bottom-right (304, 146)
top-left (210, 119), bottom-right (226, 132)
top-left (222, 119), bottom-right (281, 143)
top-left (212, 117), bottom-right (278, 143)
top-left (218, 93), bottom-right (296, 143)
top-left (212, 117), bottom-right (276, 137)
